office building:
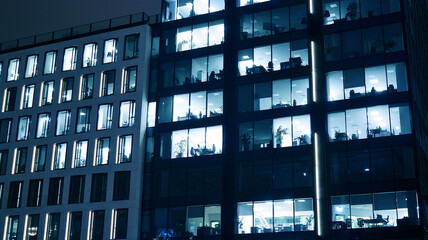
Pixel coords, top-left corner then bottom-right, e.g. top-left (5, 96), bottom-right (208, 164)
top-left (143, 0), bottom-right (425, 239)
top-left (0, 14), bottom-right (152, 240)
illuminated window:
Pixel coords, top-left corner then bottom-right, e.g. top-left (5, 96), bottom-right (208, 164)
top-left (7, 58), bottom-right (19, 81)
top-left (43, 51), bottom-right (56, 74)
top-left (63, 47), bottom-right (77, 71)
top-left (83, 43), bottom-right (97, 67)
top-left (118, 135), bottom-right (132, 163)
top-left (24, 55), bottom-right (38, 78)
top-left (103, 39), bottom-right (117, 64)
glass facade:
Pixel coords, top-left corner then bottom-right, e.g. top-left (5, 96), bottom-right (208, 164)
top-left (147, 0), bottom-right (420, 239)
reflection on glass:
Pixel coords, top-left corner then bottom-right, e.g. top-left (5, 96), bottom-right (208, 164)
top-left (209, 20), bottom-right (224, 46)
top-left (56, 110), bottom-right (70, 136)
top-left (83, 43), bottom-right (97, 67)
top-left (148, 102), bottom-right (156, 127)
top-left (292, 78), bottom-right (309, 106)
top-left (341, 0), bottom-right (360, 21)
top-left (44, 51), bottom-right (56, 74)
top-left (25, 55), bottom-right (38, 78)
top-left (103, 39), bottom-right (117, 64)
top-left (74, 140), bottom-right (88, 167)
top-left (7, 58), bottom-right (19, 81)
top-left (41, 81), bottom-right (54, 105)
top-left (208, 91), bottom-right (223, 117)
top-left (190, 91), bottom-right (206, 119)
top-left (63, 47), bottom-right (77, 71)
top-left (54, 143), bottom-right (67, 170)
top-left (172, 130), bottom-right (188, 158)
top-left (23, 84), bottom-right (35, 109)
top-left (177, 26), bottom-right (192, 52)
top-left (327, 71), bottom-right (344, 101)
top-left (273, 79), bottom-right (291, 107)
top-left (192, 23), bottom-right (208, 49)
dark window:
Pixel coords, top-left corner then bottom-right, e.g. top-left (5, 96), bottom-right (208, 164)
top-left (113, 171), bottom-right (130, 201)
top-left (81, 74), bottom-right (94, 100)
top-left (7, 181), bottom-right (23, 208)
top-left (0, 150), bottom-right (8, 174)
top-left (342, 30), bottom-right (362, 59)
top-left (34, 145), bottom-right (47, 172)
top-left (91, 173), bottom-right (107, 202)
top-left (90, 210), bottom-right (105, 240)
top-left (68, 211), bottom-right (82, 240)
top-left (27, 179), bottom-right (43, 207)
top-left (4, 87), bottom-right (17, 112)
top-left (69, 175), bottom-right (85, 204)
top-left (0, 119), bottom-right (12, 143)
top-left (47, 177), bottom-right (63, 205)
top-left (324, 33), bottom-right (342, 61)
top-left (124, 34), bottom-right (139, 60)
top-left (348, 151), bottom-right (371, 183)
top-left (363, 26), bottom-right (384, 56)
top-left (0, 183), bottom-right (3, 208)
top-left (46, 213), bottom-right (60, 240)
top-left (113, 209), bottom-right (128, 239)
top-left (61, 77), bottom-right (73, 103)
top-left (101, 70), bottom-right (115, 96)
top-left (14, 147), bottom-right (27, 174)
top-left (26, 214), bottom-right (39, 240)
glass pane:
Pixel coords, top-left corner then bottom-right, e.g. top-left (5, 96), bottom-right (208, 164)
top-left (254, 82), bottom-right (271, 111)
top-left (346, 108), bottom-right (367, 140)
top-left (397, 191), bottom-right (419, 226)
top-left (292, 115), bottom-right (311, 146)
top-left (208, 54), bottom-right (224, 81)
top-left (240, 14), bottom-right (253, 40)
top-left (384, 23), bottom-right (404, 53)
top-left (172, 130), bottom-right (188, 158)
top-left (291, 40), bottom-right (308, 67)
top-left (175, 60), bottom-right (191, 86)
top-left (254, 120), bottom-right (272, 150)
top-left (390, 104), bottom-right (412, 135)
top-left (274, 200), bottom-right (294, 232)
top-left (253, 45), bottom-right (271, 73)
top-left (344, 68), bottom-right (365, 99)
top-left (239, 122), bottom-right (253, 151)
top-left (207, 90), bottom-right (223, 117)
top-left (332, 196), bottom-right (350, 229)
top-left (103, 39), bottom-right (117, 63)
top-left (368, 105), bottom-right (390, 138)
top-left (323, 0), bottom-right (340, 25)
top-left (186, 206), bottom-right (203, 236)
top-left (237, 202), bottom-right (253, 234)
top-left (273, 42), bottom-right (290, 71)
top-left (327, 71), bottom-right (344, 101)
top-left (273, 117), bottom-right (292, 148)
top-left (159, 97), bottom-right (173, 123)
top-left (351, 194), bottom-right (373, 229)
top-left (294, 198), bottom-right (314, 231)
top-left (342, 30), bottom-right (362, 59)
top-left (189, 128), bottom-right (206, 157)
top-left (361, 0), bottom-right (381, 18)
top-left (190, 91), bottom-right (206, 119)
top-left (204, 205), bottom-right (221, 234)
top-left (386, 62), bottom-right (407, 92)
top-left (253, 11), bottom-right (271, 38)
top-left (365, 65), bottom-right (387, 95)
top-left (177, 26), bottom-right (192, 51)
top-left (341, 0), bottom-right (360, 21)
top-left (363, 26), bottom-right (384, 56)
top-left (192, 57), bottom-right (207, 83)
top-left (290, 4), bottom-right (307, 30)
top-left (292, 78), bottom-right (309, 106)
top-left (192, 23), bottom-right (209, 49)
top-left (206, 125), bottom-right (222, 154)
top-left (173, 94), bottom-right (189, 121)
top-left (209, 20), bottom-right (224, 46)
top-left (328, 112), bottom-right (346, 141)
top-left (272, 8), bottom-right (289, 34)
top-left (254, 201), bottom-right (273, 233)
top-left (273, 79), bottom-right (291, 108)
top-left (238, 49), bottom-right (253, 76)
top-left (324, 33), bottom-right (342, 61)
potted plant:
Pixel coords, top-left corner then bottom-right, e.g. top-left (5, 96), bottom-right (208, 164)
top-left (175, 139), bottom-right (187, 158)
top-left (275, 126), bottom-right (288, 148)
top-left (241, 132), bottom-right (251, 151)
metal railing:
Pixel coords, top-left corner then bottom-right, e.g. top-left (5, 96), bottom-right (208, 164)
top-left (0, 13), bottom-right (161, 52)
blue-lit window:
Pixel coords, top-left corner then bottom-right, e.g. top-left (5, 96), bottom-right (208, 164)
top-left (176, 21), bottom-right (224, 52)
top-left (162, 0), bottom-right (224, 22)
top-left (327, 103), bottom-right (412, 141)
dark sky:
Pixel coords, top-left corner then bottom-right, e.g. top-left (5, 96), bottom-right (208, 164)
top-left (0, 0), bottom-right (161, 42)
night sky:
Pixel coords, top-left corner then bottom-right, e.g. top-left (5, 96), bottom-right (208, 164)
top-left (0, 0), bottom-right (161, 42)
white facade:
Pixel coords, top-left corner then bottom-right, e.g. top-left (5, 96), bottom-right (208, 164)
top-left (0, 24), bottom-right (151, 240)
